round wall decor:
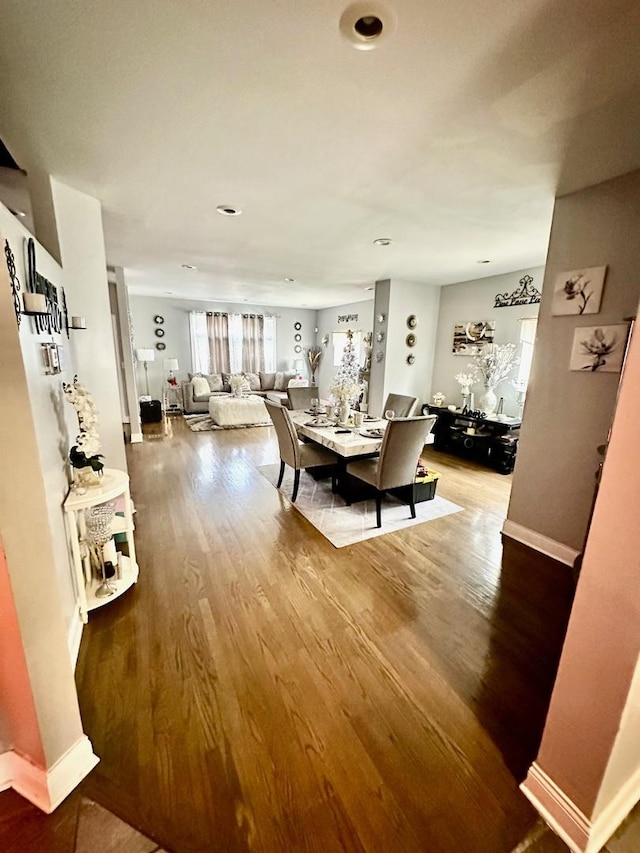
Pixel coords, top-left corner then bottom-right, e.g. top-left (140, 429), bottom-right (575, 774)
top-left (406, 354), bottom-right (415, 365)
top-left (156, 342), bottom-right (166, 351)
top-left (154, 315), bottom-right (165, 324)
top-left (377, 313), bottom-right (386, 324)
top-left (294, 322), bottom-right (302, 330)
top-left (376, 331), bottom-right (385, 343)
top-left (407, 315), bottom-right (418, 329)
top-left (406, 333), bottom-right (416, 347)
top-left (155, 327), bottom-right (165, 337)
top-left (294, 344), bottom-right (302, 353)
top-left (294, 333), bottom-right (302, 342)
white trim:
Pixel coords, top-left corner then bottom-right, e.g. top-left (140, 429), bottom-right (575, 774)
top-left (129, 432), bottom-right (144, 444)
top-left (521, 763), bottom-right (590, 852)
top-left (590, 762), bottom-right (640, 853)
top-left (5, 737), bottom-right (99, 813)
top-left (67, 609), bottom-right (84, 670)
top-left (502, 519), bottom-right (580, 567)
top-left (0, 751), bottom-right (12, 792)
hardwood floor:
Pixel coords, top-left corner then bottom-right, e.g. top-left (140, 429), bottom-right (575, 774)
top-left (5, 418), bottom-right (578, 851)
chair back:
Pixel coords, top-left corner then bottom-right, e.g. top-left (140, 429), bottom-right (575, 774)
top-left (382, 393), bottom-right (418, 418)
top-left (287, 386), bottom-right (315, 410)
top-left (376, 416), bottom-right (437, 490)
top-left (264, 400), bottom-right (300, 468)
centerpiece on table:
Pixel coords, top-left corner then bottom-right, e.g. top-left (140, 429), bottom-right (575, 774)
top-left (329, 330), bottom-right (360, 424)
top-left (470, 344), bottom-right (519, 415)
top-left (228, 373), bottom-right (248, 397)
top-left (62, 375), bottom-right (104, 490)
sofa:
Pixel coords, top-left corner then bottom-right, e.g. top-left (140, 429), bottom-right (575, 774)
top-left (181, 370), bottom-right (297, 414)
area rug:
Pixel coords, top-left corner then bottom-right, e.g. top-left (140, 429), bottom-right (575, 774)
top-left (257, 463), bottom-right (463, 548)
top-left (184, 414), bottom-right (272, 432)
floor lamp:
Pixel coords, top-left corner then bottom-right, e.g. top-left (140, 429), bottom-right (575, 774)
top-left (136, 349), bottom-right (155, 397)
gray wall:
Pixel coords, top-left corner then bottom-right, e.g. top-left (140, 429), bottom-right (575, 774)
top-left (508, 168), bottom-right (640, 553)
top-left (316, 299), bottom-right (374, 403)
top-left (128, 295), bottom-right (317, 399)
top-left (431, 267), bottom-right (542, 416)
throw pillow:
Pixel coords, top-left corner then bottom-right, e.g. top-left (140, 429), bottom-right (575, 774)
top-left (274, 370), bottom-right (296, 391)
top-left (188, 372), bottom-right (203, 381)
top-left (206, 373), bottom-right (224, 393)
top-left (191, 376), bottom-right (210, 398)
top-left (244, 372), bottom-right (260, 391)
top-left (259, 371), bottom-right (276, 390)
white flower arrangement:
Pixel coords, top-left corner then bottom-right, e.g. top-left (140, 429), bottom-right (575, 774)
top-left (62, 375), bottom-right (104, 472)
top-left (228, 373), bottom-right (246, 395)
top-left (455, 372), bottom-right (475, 394)
top-left (470, 344), bottom-right (519, 388)
top-left (329, 376), bottom-right (360, 404)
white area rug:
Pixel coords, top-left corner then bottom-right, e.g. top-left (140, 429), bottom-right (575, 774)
top-left (258, 463), bottom-right (463, 548)
top-left (184, 414), bottom-right (272, 432)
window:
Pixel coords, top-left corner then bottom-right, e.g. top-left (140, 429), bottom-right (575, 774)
top-left (228, 313), bottom-right (243, 373)
top-left (189, 311), bottom-right (210, 374)
top-left (516, 318), bottom-right (538, 387)
top-left (263, 315), bottom-right (277, 372)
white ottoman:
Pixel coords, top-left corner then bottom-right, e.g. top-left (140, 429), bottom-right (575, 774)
top-left (208, 394), bottom-right (270, 427)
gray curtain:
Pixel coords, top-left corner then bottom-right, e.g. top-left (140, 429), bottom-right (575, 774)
top-left (242, 314), bottom-right (264, 373)
top-left (207, 312), bottom-right (230, 373)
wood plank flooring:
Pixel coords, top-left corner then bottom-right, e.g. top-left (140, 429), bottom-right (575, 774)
top-left (5, 417), bottom-right (578, 851)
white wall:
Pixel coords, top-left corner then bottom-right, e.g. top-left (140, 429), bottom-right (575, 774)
top-left (431, 267), bottom-right (542, 416)
top-left (128, 294), bottom-right (318, 398)
top-left (315, 299), bottom-right (374, 402)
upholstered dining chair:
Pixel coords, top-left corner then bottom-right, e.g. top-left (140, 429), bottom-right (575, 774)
top-left (346, 415), bottom-right (437, 527)
top-left (286, 385), bottom-right (315, 410)
top-left (265, 400), bottom-right (338, 502)
top-left (381, 393), bottom-right (419, 418)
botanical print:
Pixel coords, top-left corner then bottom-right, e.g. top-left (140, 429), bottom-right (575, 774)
top-left (569, 325), bottom-right (628, 373)
top-left (552, 266), bottom-right (607, 315)
top-left (452, 320), bottom-right (495, 355)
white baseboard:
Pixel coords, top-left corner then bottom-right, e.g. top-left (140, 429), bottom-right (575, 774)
top-left (502, 519), bottom-right (580, 567)
top-left (67, 609), bottom-right (84, 670)
top-left (6, 737), bottom-right (99, 813)
top-left (521, 762), bottom-right (640, 853)
top-left (0, 751), bottom-right (12, 792)
top-left (129, 432), bottom-right (143, 444)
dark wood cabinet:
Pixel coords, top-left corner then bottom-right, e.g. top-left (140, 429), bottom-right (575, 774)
top-left (424, 405), bottom-right (521, 474)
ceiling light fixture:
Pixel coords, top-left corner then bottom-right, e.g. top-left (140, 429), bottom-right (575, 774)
top-left (339, 1), bottom-right (397, 51)
top-left (284, 277), bottom-right (295, 283)
top-left (477, 259), bottom-right (491, 264)
top-left (365, 286), bottom-right (374, 291)
top-left (216, 205), bottom-right (242, 216)
top-left (373, 238), bottom-right (392, 246)
top-left (181, 264), bottom-right (197, 270)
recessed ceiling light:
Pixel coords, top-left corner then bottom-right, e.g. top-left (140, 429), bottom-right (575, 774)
top-left (477, 259), bottom-right (491, 264)
top-left (216, 205), bottom-right (242, 216)
top-left (181, 264), bottom-right (197, 270)
top-left (373, 238), bottom-right (392, 246)
top-left (284, 277), bottom-right (295, 283)
top-left (339, 2), bottom-right (397, 51)
top-left (365, 286), bottom-right (374, 291)
top-left (12, 209), bottom-right (26, 218)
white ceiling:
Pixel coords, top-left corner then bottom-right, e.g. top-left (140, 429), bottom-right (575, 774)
top-left (1, 0), bottom-right (640, 308)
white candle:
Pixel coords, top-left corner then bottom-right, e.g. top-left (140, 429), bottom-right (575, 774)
top-left (23, 292), bottom-right (47, 313)
top-left (102, 538), bottom-right (117, 565)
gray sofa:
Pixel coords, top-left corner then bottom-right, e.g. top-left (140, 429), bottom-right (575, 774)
top-left (181, 370), bottom-right (296, 414)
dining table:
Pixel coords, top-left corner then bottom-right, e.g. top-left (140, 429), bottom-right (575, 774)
top-left (289, 409), bottom-right (387, 458)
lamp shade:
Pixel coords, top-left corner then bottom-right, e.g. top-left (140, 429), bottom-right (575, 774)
top-left (164, 358), bottom-right (179, 372)
top-left (136, 348), bottom-right (155, 362)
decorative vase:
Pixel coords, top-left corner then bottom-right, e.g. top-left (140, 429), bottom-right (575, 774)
top-left (479, 385), bottom-right (497, 415)
top-left (338, 400), bottom-right (350, 424)
top-left (73, 466), bottom-right (102, 490)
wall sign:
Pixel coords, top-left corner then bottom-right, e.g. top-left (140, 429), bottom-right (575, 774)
top-left (27, 237), bottom-right (62, 334)
top-left (494, 274), bottom-right (541, 309)
top-left (338, 313), bottom-right (358, 323)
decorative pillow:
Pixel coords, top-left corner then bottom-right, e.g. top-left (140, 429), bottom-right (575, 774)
top-left (221, 373), bottom-right (232, 392)
top-left (188, 372), bottom-right (203, 381)
top-left (259, 371), bottom-right (276, 390)
top-left (244, 372), bottom-right (261, 391)
top-left (274, 370), bottom-right (296, 391)
top-left (206, 373), bottom-right (224, 393)
top-left (191, 376), bottom-right (210, 398)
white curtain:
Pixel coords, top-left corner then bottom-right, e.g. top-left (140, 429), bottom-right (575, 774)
top-left (206, 312), bottom-right (231, 374)
top-left (229, 313), bottom-right (243, 373)
top-left (263, 316), bottom-right (277, 372)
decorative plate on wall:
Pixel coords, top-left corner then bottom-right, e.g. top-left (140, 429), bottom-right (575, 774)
top-left (155, 327), bottom-right (165, 337)
top-left (294, 344), bottom-right (302, 353)
top-left (376, 331), bottom-right (385, 343)
top-left (406, 333), bottom-right (416, 347)
top-left (407, 315), bottom-right (418, 329)
top-left (294, 322), bottom-right (302, 330)
top-left (294, 333), bottom-right (302, 342)
top-left (377, 313), bottom-right (386, 324)
top-left (156, 342), bottom-right (166, 351)
top-left (406, 354), bottom-right (415, 365)
top-left (154, 315), bottom-right (165, 324)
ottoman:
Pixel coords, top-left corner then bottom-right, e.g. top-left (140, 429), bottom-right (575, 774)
top-left (208, 394), bottom-right (270, 427)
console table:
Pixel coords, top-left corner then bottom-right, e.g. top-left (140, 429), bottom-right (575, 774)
top-left (424, 405), bottom-right (521, 474)
top-left (63, 468), bottom-right (139, 622)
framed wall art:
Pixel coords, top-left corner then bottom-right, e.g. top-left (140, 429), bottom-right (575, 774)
top-left (552, 266), bottom-right (607, 316)
top-left (569, 324), bottom-right (628, 373)
top-left (452, 320), bottom-right (495, 355)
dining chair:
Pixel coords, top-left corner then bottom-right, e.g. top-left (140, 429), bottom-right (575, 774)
top-left (265, 400), bottom-right (338, 502)
top-left (381, 393), bottom-right (418, 418)
top-left (345, 415), bottom-right (437, 527)
top-left (286, 385), bottom-right (315, 410)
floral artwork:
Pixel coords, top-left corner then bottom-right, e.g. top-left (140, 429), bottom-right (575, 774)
top-left (62, 375), bottom-right (104, 472)
top-left (452, 320), bottom-right (495, 355)
top-left (569, 325), bottom-right (628, 373)
top-left (551, 266), bottom-right (607, 315)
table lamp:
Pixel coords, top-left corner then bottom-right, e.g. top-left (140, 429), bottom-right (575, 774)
top-left (136, 348), bottom-right (155, 396)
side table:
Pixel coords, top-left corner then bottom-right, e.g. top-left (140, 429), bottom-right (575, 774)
top-left (163, 384), bottom-right (183, 414)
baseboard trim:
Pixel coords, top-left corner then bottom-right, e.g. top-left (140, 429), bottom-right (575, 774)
top-left (67, 609), bottom-right (84, 670)
top-left (8, 737), bottom-right (99, 813)
top-left (0, 751), bottom-right (12, 792)
top-left (502, 519), bottom-right (580, 567)
top-left (521, 763), bottom-right (590, 852)
top-left (129, 432), bottom-right (144, 444)
top-left (590, 761), bottom-right (640, 853)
